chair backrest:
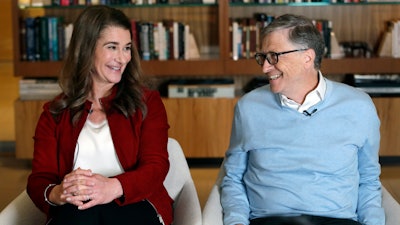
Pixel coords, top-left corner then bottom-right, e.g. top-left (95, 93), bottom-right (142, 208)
top-left (164, 138), bottom-right (202, 225)
top-left (164, 137), bottom-right (192, 199)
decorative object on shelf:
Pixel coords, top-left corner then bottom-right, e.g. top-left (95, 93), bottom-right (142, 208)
top-left (340, 41), bottom-right (371, 58)
top-left (329, 32), bottom-right (344, 59)
top-left (378, 19), bottom-right (400, 58)
top-left (166, 78), bottom-right (235, 98)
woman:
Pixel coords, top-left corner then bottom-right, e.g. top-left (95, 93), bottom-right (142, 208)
top-left (27, 5), bottom-right (172, 225)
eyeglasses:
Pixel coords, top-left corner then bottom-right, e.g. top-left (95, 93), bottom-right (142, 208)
top-left (254, 49), bottom-right (308, 66)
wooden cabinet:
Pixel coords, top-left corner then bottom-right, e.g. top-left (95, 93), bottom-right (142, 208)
top-left (163, 98), bottom-right (238, 158)
top-left (14, 100), bottom-right (45, 159)
top-left (15, 97), bottom-right (400, 158)
top-left (12, 2), bottom-right (400, 158)
top-left (373, 97), bottom-right (400, 156)
top-left (14, 98), bottom-right (238, 159)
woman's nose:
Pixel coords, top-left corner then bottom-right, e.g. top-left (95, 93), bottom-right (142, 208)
top-left (114, 51), bottom-right (130, 64)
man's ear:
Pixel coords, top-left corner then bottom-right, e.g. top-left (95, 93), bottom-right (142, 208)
top-left (303, 48), bottom-right (315, 68)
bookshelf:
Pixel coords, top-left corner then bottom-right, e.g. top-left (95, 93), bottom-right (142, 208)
top-left (12, 1), bottom-right (400, 159)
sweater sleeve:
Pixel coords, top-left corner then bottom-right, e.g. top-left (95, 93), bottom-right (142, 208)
top-left (356, 98), bottom-right (385, 225)
top-left (220, 102), bottom-right (251, 225)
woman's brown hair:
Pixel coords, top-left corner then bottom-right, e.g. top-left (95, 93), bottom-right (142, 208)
top-left (50, 5), bottom-right (146, 124)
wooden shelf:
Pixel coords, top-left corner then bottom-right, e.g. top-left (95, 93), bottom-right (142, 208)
top-left (16, 61), bottom-right (64, 77)
top-left (15, 59), bottom-right (225, 77)
top-left (224, 57), bottom-right (400, 76)
top-left (142, 60), bottom-right (224, 76)
top-left (321, 57), bottom-right (400, 74)
top-left (15, 57), bottom-right (400, 77)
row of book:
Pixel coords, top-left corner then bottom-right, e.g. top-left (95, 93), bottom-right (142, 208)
top-left (132, 20), bottom-right (200, 61)
top-left (20, 16), bottom-right (73, 61)
top-left (20, 16), bottom-right (200, 61)
top-left (20, 0), bottom-right (215, 7)
top-left (229, 0), bottom-right (400, 3)
top-left (230, 14), bottom-right (333, 60)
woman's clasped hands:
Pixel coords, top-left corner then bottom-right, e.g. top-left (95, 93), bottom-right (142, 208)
top-left (50, 168), bottom-right (123, 210)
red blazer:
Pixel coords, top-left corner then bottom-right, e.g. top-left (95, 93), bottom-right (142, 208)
top-left (27, 87), bottom-right (173, 225)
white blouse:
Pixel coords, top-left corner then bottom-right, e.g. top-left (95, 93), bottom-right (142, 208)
top-left (73, 119), bottom-right (124, 177)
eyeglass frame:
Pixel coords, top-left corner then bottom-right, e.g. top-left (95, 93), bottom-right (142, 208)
top-left (254, 49), bottom-right (308, 66)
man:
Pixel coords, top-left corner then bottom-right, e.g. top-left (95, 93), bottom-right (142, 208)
top-left (220, 14), bottom-right (384, 225)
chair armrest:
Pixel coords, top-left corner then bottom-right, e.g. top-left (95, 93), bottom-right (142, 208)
top-left (202, 184), bottom-right (223, 225)
top-left (0, 190), bottom-right (46, 225)
top-left (383, 186), bottom-right (400, 225)
top-left (173, 180), bottom-right (202, 225)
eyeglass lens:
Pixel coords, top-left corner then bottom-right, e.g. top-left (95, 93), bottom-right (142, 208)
top-left (255, 53), bottom-right (277, 66)
top-left (255, 49), bottom-right (307, 66)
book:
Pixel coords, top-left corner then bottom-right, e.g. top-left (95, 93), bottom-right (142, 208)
top-left (34, 17), bottom-right (41, 61)
top-left (148, 22), bottom-right (156, 59)
top-left (48, 16), bottom-right (60, 61)
top-left (167, 79), bottom-right (235, 98)
top-left (184, 24), bottom-right (190, 60)
top-left (39, 16), bottom-right (49, 61)
top-left (352, 74), bottom-right (400, 96)
top-left (131, 19), bottom-right (139, 51)
top-left (19, 18), bottom-right (27, 61)
top-left (178, 22), bottom-right (185, 60)
top-left (231, 20), bottom-right (240, 60)
top-left (25, 17), bottom-right (36, 61)
top-left (155, 22), bottom-right (168, 60)
top-left (247, 18), bottom-right (257, 59)
top-left (19, 78), bottom-right (62, 100)
top-left (57, 17), bottom-right (66, 60)
top-left (173, 21), bottom-right (179, 60)
top-left (162, 19), bottom-right (175, 60)
top-left (19, 78), bottom-right (60, 88)
top-left (353, 74), bottom-right (400, 86)
top-left (139, 22), bottom-right (151, 60)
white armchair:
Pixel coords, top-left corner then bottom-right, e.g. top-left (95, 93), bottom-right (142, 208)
top-left (0, 138), bottom-right (202, 225)
top-left (202, 163), bottom-right (400, 225)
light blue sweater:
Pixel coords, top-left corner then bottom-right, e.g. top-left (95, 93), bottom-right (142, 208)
top-left (220, 78), bottom-right (384, 225)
